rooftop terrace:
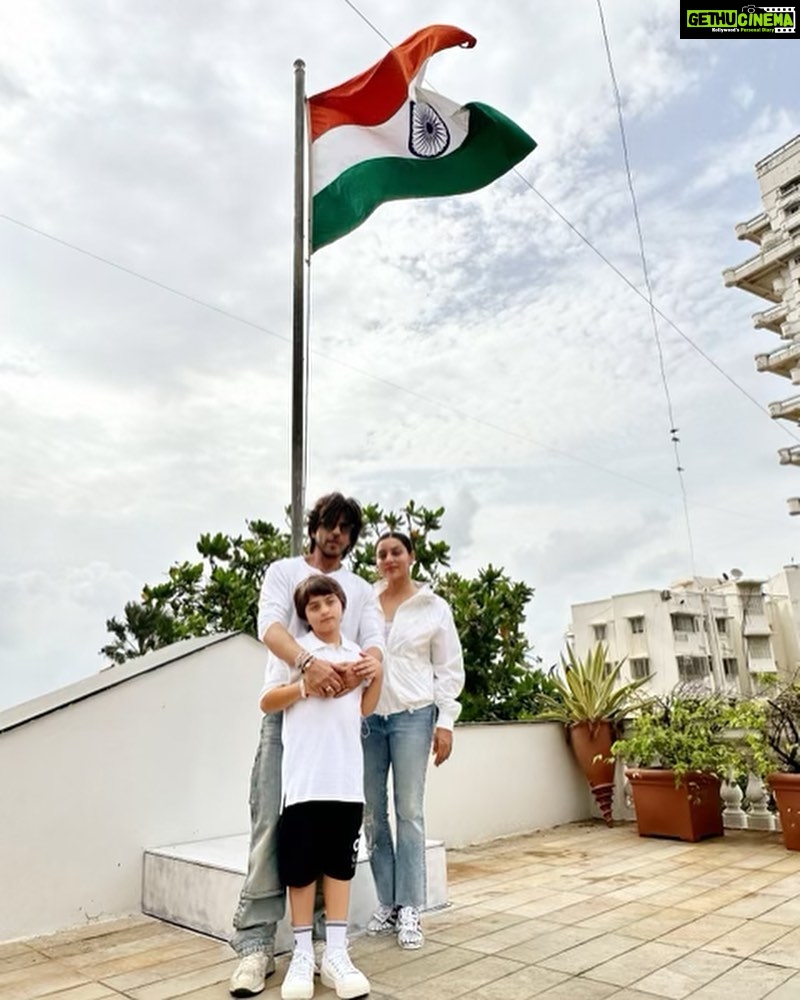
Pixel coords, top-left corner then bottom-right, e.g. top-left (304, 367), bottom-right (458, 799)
top-left (6, 821), bottom-right (800, 1000)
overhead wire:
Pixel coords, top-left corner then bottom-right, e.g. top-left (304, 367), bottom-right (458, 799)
top-left (595, 0), bottom-right (696, 571)
top-left (0, 210), bottom-right (772, 524)
top-left (336, 0), bottom-right (800, 446)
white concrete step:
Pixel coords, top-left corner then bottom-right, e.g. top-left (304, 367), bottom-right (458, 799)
top-left (142, 833), bottom-right (448, 952)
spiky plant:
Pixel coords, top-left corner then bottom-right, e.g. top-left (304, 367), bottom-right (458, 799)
top-left (536, 643), bottom-right (649, 732)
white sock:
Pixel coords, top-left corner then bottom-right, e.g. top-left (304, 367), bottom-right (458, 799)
top-left (292, 925), bottom-right (313, 956)
top-left (326, 920), bottom-right (347, 952)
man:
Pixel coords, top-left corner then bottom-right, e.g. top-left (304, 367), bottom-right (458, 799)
top-left (229, 493), bottom-right (384, 997)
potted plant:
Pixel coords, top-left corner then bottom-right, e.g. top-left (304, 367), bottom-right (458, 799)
top-left (765, 685), bottom-right (800, 850)
top-left (536, 644), bottom-right (649, 825)
top-left (611, 692), bottom-right (769, 842)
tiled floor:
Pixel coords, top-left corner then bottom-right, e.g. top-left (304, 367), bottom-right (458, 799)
top-left (5, 822), bottom-right (800, 1000)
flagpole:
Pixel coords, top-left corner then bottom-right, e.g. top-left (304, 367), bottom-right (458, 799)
top-left (290, 58), bottom-right (307, 556)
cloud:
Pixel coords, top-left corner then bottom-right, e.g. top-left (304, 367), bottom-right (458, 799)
top-left (0, 0), bottom-right (798, 710)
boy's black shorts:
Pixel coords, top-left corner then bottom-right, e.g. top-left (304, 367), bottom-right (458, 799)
top-left (278, 800), bottom-right (363, 887)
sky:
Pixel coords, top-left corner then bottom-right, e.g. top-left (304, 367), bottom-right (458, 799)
top-left (2, 0), bottom-right (800, 710)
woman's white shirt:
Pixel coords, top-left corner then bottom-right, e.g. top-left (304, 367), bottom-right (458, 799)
top-left (374, 582), bottom-right (464, 730)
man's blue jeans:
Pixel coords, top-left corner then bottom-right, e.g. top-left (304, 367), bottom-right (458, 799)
top-left (362, 705), bottom-right (436, 909)
top-left (231, 713), bottom-right (285, 956)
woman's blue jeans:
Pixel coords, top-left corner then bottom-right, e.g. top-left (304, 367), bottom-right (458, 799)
top-left (362, 704), bottom-right (436, 909)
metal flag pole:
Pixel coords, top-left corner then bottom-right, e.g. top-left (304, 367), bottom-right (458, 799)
top-left (290, 58), bottom-right (307, 556)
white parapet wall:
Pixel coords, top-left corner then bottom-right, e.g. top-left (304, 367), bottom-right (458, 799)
top-left (0, 633), bottom-right (592, 941)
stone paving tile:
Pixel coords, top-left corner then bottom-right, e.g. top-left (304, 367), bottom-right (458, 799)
top-left (614, 908), bottom-right (696, 942)
top-left (582, 941), bottom-right (689, 988)
top-left (756, 971), bottom-right (800, 998)
top-left (496, 925), bottom-right (601, 965)
top-left (752, 895), bottom-right (800, 925)
top-left (700, 918), bottom-right (791, 959)
top-left (574, 903), bottom-right (667, 935)
top-left (124, 959), bottom-right (237, 1000)
top-left (750, 926), bottom-right (800, 969)
top-left (27, 919), bottom-right (156, 953)
top-left (655, 913), bottom-right (744, 949)
top-left (32, 986), bottom-right (118, 1000)
top-left (460, 964), bottom-right (569, 999)
top-left (368, 945), bottom-right (479, 989)
top-left (390, 954), bottom-right (524, 1000)
top-left (534, 975), bottom-right (619, 998)
top-left (0, 962), bottom-right (90, 1000)
top-left (426, 911), bottom-right (529, 946)
top-left (0, 953), bottom-right (51, 975)
top-left (98, 943), bottom-right (236, 992)
top-left (684, 958), bottom-right (794, 999)
top-left (631, 950), bottom-right (740, 999)
top-left (0, 947), bottom-right (32, 963)
top-left (537, 933), bottom-right (641, 976)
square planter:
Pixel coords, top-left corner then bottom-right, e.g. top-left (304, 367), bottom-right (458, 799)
top-left (626, 768), bottom-right (723, 842)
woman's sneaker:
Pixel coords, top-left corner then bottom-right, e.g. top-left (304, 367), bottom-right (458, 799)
top-left (319, 947), bottom-right (370, 999)
top-left (396, 906), bottom-right (424, 950)
top-left (280, 949), bottom-right (316, 1000)
top-left (366, 903), bottom-right (397, 936)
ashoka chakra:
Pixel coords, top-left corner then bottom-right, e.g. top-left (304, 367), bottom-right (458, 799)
top-left (408, 101), bottom-right (450, 158)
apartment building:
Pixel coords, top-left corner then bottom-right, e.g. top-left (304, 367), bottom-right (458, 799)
top-left (723, 134), bottom-right (800, 514)
top-left (569, 571), bottom-right (792, 696)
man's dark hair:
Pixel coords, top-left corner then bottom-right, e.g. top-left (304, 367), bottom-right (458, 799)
top-left (294, 574), bottom-right (348, 623)
top-left (307, 492), bottom-right (363, 556)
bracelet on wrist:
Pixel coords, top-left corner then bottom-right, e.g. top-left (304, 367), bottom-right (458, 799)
top-left (293, 650), bottom-right (314, 674)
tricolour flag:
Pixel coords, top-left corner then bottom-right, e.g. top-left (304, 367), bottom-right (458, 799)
top-left (308, 25), bottom-right (537, 252)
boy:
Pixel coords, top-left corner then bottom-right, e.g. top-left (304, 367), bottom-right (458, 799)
top-left (260, 575), bottom-right (382, 1000)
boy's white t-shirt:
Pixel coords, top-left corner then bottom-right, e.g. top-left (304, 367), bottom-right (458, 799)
top-left (261, 631), bottom-right (365, 808)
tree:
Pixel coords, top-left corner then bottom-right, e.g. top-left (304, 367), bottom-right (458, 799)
top-left (101, 501), bottom-right (554, 721)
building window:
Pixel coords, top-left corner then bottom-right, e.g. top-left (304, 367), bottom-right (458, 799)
top-left (672, 613), bottom-right (696, 633)
top-left (715, 617), bottom-right (728, 635)
top-left (592, 624), bottom-right (607, 641)
top-left (677, 655), bottom-right (710, 681)
top-left (742, 593), bottom-right (765, 615)
top-left (748, 637), bottom-right (772, 660)
top-left (629, 616), bottom-right (645, 634)
top-left (630, 657), bottom-right (650, 679)
top-left (722, 658), bottom-right (738, 678)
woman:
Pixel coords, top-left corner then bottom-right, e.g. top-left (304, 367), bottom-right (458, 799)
top-left (362, 531), bottom-right (465, 950)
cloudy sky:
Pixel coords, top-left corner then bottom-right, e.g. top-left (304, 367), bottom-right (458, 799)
top-left (2, 0), bottom-right (800, 710)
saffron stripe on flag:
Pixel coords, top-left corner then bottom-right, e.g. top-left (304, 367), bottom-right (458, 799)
top-left (309, 24), bottom-right (476, 141)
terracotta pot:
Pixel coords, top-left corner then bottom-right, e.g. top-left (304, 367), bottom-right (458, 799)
top-left (568, 720), bottom-right (616, 826)
top-left (626, 769), bottom-right (723, 842)
top-left (768, 772), bottom-right (800, 851)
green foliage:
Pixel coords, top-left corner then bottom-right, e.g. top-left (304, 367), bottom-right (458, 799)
top-left (610, 692), bottom-right (771, 781)
top-left (435, 566), bottom-right (559, 722)
top-left (535, 644), bottom-right (649, 726)
top-left (100, 499), bottom-right (551, 723)
top-left (101, 520), bottom-right (289, 663)
top-left (765, 686), bottom-right (800, 773)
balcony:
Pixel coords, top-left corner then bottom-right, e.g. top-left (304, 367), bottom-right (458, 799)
top-left (753, 301), bottom-right (789, 333)
top-left (789, 496), bottom-right (800, 516)
top-left (755, 339), bottom-right (800, 377)
top-left (778, 447), bottom-right (800, 466)
top-left (735, 210), bottom-right (770, 244)
top-left (769, 394), bottom-right (800, 423)
top-left (723, 230), bottom-right (800, 302)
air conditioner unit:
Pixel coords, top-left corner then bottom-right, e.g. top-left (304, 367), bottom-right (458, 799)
top-left (660, 590), bottom-right (672, 601)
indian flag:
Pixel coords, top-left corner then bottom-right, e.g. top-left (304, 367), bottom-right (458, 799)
top-left (309, 25), bottom-right (537, 252)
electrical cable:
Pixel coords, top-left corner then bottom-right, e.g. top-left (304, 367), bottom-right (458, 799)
top-left (595, 0), bottom-right (696, 571)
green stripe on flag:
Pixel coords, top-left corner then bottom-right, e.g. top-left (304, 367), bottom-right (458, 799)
top-left (312, 102), bottom-right (536, 252)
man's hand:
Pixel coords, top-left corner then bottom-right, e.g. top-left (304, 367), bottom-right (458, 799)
top-left (432, 727), bottom-right (453, 766)
top-left (304, 658), bottom-right (344, 697)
